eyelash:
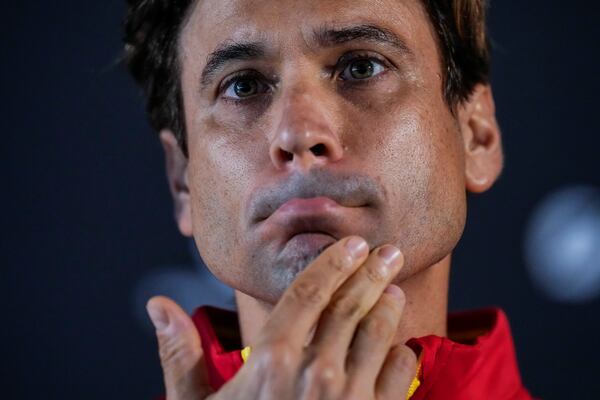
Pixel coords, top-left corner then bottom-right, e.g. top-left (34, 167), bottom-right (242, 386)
top-left (217, 53), bottom-right (391, 103)
top-left (219, 71), bottom-right (272, 102)
top-left (337, 53), bottom-right (389, 82)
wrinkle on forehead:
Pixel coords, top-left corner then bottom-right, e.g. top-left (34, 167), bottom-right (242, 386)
top-left (180, 0), bottom-right (431, 62)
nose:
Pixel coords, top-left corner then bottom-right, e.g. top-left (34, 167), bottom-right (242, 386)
top-left (269, 88), bottom-right (343, 171)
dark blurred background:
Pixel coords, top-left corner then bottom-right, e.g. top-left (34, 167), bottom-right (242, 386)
top-left (2, 1), bottom-right (600, 399)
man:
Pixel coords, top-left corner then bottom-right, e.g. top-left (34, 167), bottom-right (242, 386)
top-left (124, 0), bottom-right (533, 398)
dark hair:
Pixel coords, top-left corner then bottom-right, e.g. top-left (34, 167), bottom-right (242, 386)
top-left (124, 0), bottom-right (490, 156)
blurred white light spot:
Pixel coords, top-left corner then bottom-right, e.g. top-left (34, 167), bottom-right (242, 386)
top-left (524, 185), bottom-right (600, 303)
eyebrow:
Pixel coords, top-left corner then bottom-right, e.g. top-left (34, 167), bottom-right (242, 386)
top-left (312, 24), bottom-right (412, 55)
top-left (200, 42), bottom-right (265, 88)
top-left (199, 24), bottom-right (412, 90)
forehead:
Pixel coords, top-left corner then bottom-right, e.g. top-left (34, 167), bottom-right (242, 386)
top-left (180, 0), bottom-right (435, 60)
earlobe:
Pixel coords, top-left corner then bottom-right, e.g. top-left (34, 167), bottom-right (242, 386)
top-left (159, 130), bottom-right (193, 237)
top-left (460, 84), bottom-right (504, 194)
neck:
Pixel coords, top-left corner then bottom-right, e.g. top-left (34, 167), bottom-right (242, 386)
top-left (235, 254), bottom-right (450, 347)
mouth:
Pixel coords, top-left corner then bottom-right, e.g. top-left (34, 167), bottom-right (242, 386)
top-left (255, 196), bottom-right (366, 246)
top-left (274, 196), bottom-right (342, 222)
top-left (246, 170), bottom-right (384, 258)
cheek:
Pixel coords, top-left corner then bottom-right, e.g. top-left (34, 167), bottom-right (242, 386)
top-left (344, 95), bottom-right (466, 269)
top-left (185, 118), bottom-right (268, 283)
top-left (394, 105), bottom-right (466, 266)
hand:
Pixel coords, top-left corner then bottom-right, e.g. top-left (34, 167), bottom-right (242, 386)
top-left (147, 236), bottom-right (417, 400)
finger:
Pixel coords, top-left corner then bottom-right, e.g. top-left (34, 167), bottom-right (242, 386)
top-left (147, 296), bottom-right (213, 400)
top-left (345, 285), bottom-right (405, 391)
top-left (259, 236), bottom-right (369, 349)
top-left (375, 344), bottom-right (418, 400)
top-left (309, 245), bottom-right (403, 361)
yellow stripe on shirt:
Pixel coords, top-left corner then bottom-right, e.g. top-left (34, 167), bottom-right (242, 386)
top-left (240, 346), bottom-right (421, 399)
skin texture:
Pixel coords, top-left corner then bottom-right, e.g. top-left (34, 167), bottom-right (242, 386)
top-left (149, 0), bottom-right (503, 397)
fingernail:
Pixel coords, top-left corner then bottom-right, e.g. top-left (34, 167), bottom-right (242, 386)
top-left (384, 284), bottom-right (405, 302)
top-left (378, 245), bottom-right (402, 265)
top-left (147, 302), bottom-right (169, 332)
top-left (345, 236), bottom-right (368, 258)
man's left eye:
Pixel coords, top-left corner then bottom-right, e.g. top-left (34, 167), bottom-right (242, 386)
top-left (340, 58), bottom-right (386, 81)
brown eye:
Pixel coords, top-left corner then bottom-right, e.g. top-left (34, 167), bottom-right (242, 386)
top-left (233, 79), bottom-right (258, 97)
top-left (225, 78), bottom-right (258, 99)
top-left (341, 58), bottom-right (386, 81)
top-left (223, 75), bottom-right (268, 100)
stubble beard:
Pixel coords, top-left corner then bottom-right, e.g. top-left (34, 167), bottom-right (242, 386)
top-left (259, 243), bottom-right (330, 303)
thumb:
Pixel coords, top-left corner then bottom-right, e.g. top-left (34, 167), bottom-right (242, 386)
top-left (147, 296), bottom-right (213, 400)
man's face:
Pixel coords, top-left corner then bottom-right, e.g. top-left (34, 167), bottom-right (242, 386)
top-left (173, 0), bottom-right (492, 304)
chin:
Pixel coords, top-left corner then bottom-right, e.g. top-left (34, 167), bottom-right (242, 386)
top-left (233, 237), bottom-right (333, 305)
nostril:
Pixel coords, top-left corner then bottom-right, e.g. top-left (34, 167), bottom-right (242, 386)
top-left (310, 143), bottom-right (327, 157)
top-left (281, 149), bottom-right (293, 162)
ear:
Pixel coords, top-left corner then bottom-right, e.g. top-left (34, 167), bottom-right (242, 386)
top-left (458, 84), bottom-right (504, 193)
top-left (159, 130), bottom-right (192, 237)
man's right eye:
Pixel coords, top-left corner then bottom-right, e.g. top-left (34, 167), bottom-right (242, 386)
top-left (222, 75), bottom-right (268, 100)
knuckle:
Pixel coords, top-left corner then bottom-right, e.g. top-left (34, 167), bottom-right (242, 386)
top-left (365, 264), bottom-right (388, 284)
top-left (326, 253), bottom-right (353, 273)
top-left (254, 339), bottom-right (297, 370)
top-left (302, 359), bottom-right (343, 396)
top-left (327, 295), bottom-right (363, 320)
top-left (157, 333), bottom-right (200, 372)
top-left (288, 280), bottom-right (324, 307)
top-left (304, 360), bottom-right (341, 385)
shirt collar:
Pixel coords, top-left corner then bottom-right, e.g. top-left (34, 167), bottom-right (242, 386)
top-left (191, 306), bottom-right (532, 399)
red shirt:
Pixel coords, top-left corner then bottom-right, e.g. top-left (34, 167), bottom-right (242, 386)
top-left (165, 307), bottom-right (534, 399)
